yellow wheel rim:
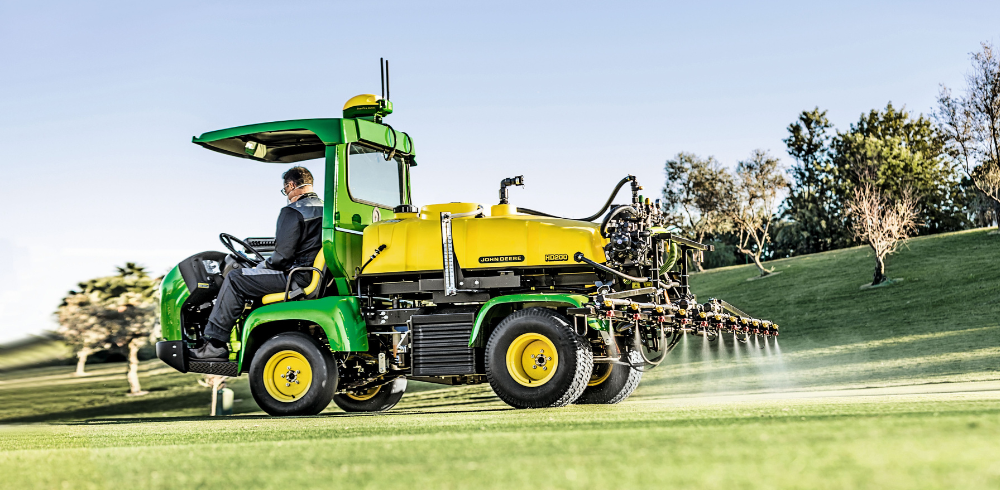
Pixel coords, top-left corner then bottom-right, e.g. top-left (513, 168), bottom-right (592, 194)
top-left (262, 350), bottom-right (313, 403)
top-left (505, 333), bottom-right (559, 387)
top-left (345, 385), bottom-right (381, 401)
top-left (588, 363), bottom-right (613, 387)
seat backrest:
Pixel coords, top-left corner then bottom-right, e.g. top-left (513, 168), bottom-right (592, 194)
top-left (302, 249), bottom-right (326, 297)
top-left (260, 249), bottom-right (326, 305)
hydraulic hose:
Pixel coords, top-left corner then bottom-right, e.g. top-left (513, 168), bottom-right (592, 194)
top-left (516, 175), bottom-right (636, 222)
top-left (573, 252), bottom-right (649, 283)
top-left (599, 204), bottom-right (636, 238)
top-left (633, 323), bottom-right (668, 367)
top-left (629, 327), bottom-right (683, 371)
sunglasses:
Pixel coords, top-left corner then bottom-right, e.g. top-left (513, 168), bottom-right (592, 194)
top-left (281, 183), bottom-right (309, 196)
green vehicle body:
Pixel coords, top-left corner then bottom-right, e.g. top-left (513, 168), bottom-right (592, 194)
top-left (158, 109), bottom-right (598, 373)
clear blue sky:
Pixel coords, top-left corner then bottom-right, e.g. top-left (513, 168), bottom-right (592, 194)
top-left (0, 0), bottom-right (996, 342)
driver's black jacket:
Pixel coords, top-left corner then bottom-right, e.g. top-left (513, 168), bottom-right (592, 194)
top-left (265, 192), bottom-right (323, 271)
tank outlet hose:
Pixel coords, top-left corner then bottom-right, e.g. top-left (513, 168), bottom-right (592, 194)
top-left (516, 175), bottom-right (637, 222)
top-left (573, 252), bottom-right (649, 283)
top-left (357, 244), bottom-right (388, 276)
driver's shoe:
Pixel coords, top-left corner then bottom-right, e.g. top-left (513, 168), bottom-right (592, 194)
top-left (188, 340), bottom-right (229, 362)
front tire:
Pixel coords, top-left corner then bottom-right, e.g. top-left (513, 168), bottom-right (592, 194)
top-left (574, 349), bottom-right (643, 404)
top-left (333, 377), bottom-right (407, 412)
top-left (485, 308), bottom-right (593, 409)
top-left (249, 332), bottom-right (337, 416)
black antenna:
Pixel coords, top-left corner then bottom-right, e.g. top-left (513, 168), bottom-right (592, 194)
top-left (385, 60), bottom-right (390, 100)
top-left (380, 57), bottom-right (385, 100)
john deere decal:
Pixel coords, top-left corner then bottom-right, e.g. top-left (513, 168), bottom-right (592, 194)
top-left (478, 255), bottom-right (525, 264)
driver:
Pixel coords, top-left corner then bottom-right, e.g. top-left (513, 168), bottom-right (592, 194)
top-left (189, 166), bottom-right (323, 361)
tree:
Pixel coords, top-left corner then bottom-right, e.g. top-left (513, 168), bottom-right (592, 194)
top-left (960, 173), bottom-right (1000, 227)
top-left (773, 108), bottom-right (848, 257)
top-left (55, 291), bottom-right (114, 376)
top-left (847, 178), bottom-right (919, 286)
top-left (833, 103), bottom-right (965, 235)
top-left (661, 152), bottom-right (734, 270)
top-left (54, 263), bottom-right (160, 393)
top-left (777, 104), bottom-right (965, 259)
top-left (726, 150), bottom-right (786, 276)
top-left (937, 41), bottom-right (1000, 214)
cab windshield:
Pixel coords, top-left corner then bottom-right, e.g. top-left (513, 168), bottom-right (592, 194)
top-left (347, 144), bottom-right (408, 208)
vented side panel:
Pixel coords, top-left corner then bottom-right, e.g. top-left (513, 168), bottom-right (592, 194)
top-left (412, 320), bottom-right (479, 376)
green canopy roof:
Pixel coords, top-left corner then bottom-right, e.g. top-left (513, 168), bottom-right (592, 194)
top-left (193, 117), bottom-right (415, 165)
top-left (192, 119), bottom-right (346, 163)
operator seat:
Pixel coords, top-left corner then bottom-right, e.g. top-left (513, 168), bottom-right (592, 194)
top-left (260, 250), bottom-right (326, 305)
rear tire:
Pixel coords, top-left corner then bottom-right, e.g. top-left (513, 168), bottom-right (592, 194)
top-left (333, 377), bottom-right (407, 412)
top-left (574, 349), bottom-right (643, 404)
top-left (249, 332), bottom-right (337, 416)
top-left (485, 308), bottom-right (593, 409)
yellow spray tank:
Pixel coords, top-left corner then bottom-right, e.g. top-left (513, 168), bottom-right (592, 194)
top-left (361, 202), bottom-right (609, 275)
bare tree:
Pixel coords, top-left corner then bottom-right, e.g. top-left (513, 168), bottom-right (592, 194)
top-left (727, 150), bottom-right (786, 276)
top-left (847, 182), bottom-right (920, 285)
top-left (937, 41), bottom-right (1000, 213)
top-left (662, 153), bottom-right (735, 270)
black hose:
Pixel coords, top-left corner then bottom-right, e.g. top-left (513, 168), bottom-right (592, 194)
top-left (633, 323), bottom-right (668, 367)
top-left (355, 244), bottom-right (387, 298)
top-left (573, 252), bottom-right (649, 282)
top-left (625, 327), bottom-right (682, 371)
top-left (516, 175), bottom-right (636, 222)
top-left (600, 205), bottom-right (636, 239)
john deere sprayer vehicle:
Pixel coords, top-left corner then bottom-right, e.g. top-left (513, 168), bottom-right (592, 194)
top-left (157, 83), bottom-right (777, 416)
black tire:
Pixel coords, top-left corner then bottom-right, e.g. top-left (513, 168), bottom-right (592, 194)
top-left (333, 377), bottom-right (407, 412)
top-left (485, 307), bottom-right (594, 409)
top-left (248, 332), bottom-right (337, 416)
top-left (574, 349), bottom-right (643, 404)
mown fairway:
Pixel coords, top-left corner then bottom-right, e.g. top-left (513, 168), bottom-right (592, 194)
top-left (1, 229), bottom-right (998, 489)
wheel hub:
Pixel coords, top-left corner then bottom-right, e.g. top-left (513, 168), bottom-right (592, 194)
top-left (505, 333), bottom-right (559, 387)
top-left (529, 350), bottom-right (553, 370)
top-left (280, 365), bottom-right (301, 386)
top-left (262, 350), bottom-right (313, 403)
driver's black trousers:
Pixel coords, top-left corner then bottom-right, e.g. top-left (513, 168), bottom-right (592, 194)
top-left (204, 267), bottom-right (308, 343)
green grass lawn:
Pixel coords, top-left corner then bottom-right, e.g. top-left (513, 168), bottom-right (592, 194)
top-left (1, 228), bottom-right (998, 489)
top-left (2, 389), bottom-right (998, 490)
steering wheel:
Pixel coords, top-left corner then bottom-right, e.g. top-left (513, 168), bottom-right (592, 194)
top-left (219, 233), bottom-right (266, 266)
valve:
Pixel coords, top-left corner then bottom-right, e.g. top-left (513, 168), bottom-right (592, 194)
top-left (498, 175), bottom-right (525, 205)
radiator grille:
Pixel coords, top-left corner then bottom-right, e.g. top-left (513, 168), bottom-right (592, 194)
top-left (411, 313), bottom-right (480, 376)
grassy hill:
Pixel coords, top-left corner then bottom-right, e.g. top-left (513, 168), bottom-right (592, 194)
top-left (0, 336), bottom-right (72, 371)
top-left (654, 227), bottom-right (1000, 393)
top-left (0, 229), bottom-right (998, 489)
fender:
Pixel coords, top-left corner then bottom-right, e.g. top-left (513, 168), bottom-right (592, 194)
top-left (238, 296), bottom-right (369, 370)
top-left (468, 293), bottom-right (598, 347)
